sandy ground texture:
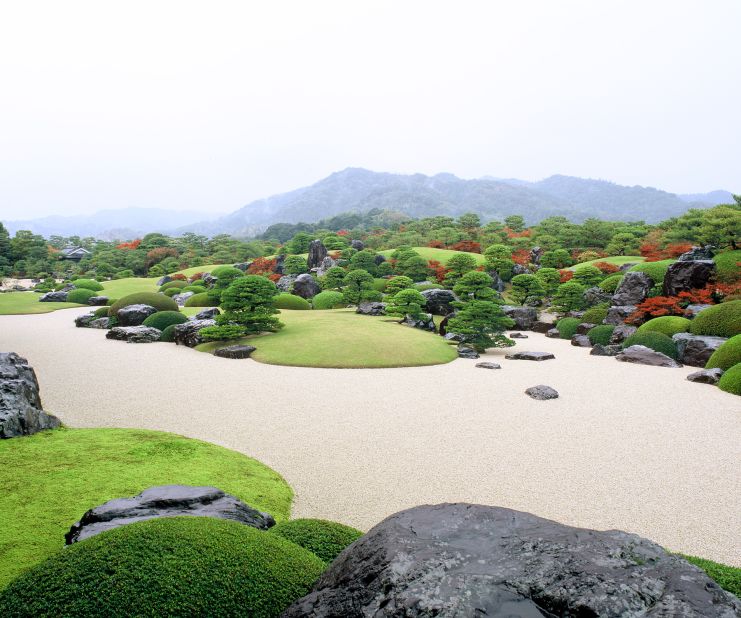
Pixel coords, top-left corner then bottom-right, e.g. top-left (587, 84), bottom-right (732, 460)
top-left (1, 308), bottom-right (740, 565)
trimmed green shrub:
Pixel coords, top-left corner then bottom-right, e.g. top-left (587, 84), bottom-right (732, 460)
top-left (109, 293), bottom-right (178, 316)
top-left (159, 280), bottom-right (188, 292)
top-left (0, 517), bottom-right (325, 618)
top-left (372, 278), bottom-right (388, 293)
top-left (72, 278), bottom-right (104, 292)
top-left (628, 260), bottom-right (675, 285)
top-left (312, 290), bottom-right (345, 310)
top-left (93, 306), bottom-right (110, 318)
top-left (160, 324), bottom-right (178, 342)
top-left (582, 303), bottom-right (609, 325)
top-left (572, 265), bottom-right (604, 287)
top-left (556, 317), bottom-right (581, 340)
top-left (182, 285), bottom-right (207, 294)
top-left (414, 282), bottom-right (442, 291)
top-left (587, 324), bottom-right (615, 345)
top-left (274, 293), bottom-right (311, 310)
top-left (269, 519), bottom-right (363, 564)
top-left (706, 334), bottom-right (741, 371)
top-left (714, 250), bottom-right (741, 284)
top-left (718, 362), bottom-right (741, 396)
top-left (66, 288), bottom-right (97, 304)
top-left (184, 293), bottom-right (214, 308)
top-left (190, 279), bottom-right (205, 287)
top-left (598, 273), bottom-right (623, 293)
top-left (142, 310), bottom-right (188, 331)
top-left (637, 316), bottom-right (691, 337)
top-left (211, 265), bottom-right (243, 279)
top-left (622, 331), bottom-right (678, 359)
top-left (163, 287), bottom-right (182, 297)
top-left (681, 554), bottom-right (741, 597)
top-left (689, 301), bottom-right (741, 338)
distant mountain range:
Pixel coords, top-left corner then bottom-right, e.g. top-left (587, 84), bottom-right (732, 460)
top-left (2, 169), bottom-right (733, 239)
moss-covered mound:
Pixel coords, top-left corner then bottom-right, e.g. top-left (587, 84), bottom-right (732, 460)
top-left (210, 265), bottom-right (244, 279)
top-left (93, 306), bottom-right (110, 318)
top-left (0, 517), bottom-right (324, 618)
top-left (184, 293), bottom-right (214, 307)
top-left (587, 324), bottom-right (615, 345)
top-left (163, 287), bottom-right (182, 297)
top-left (714, 250), bottom-right (741, 284)
top-left (109, 292), bottom-right (178, 316)
top-left (598, 273), bottom-right (623, 293)
top-left (160, 324), bottom-right (178, 342)
top-left (689, 301), bottom-right (741, 338)
top-left (718, 362), bottom-right (741, 396)
top-left (372, 278), bottom-right (388, 292)
top-left (269, 519), bottom-right (363, 564)
top-left (142, 310), bottom-right (188, 331)
top-left (159, 280), bottom-right (188, 292)
top-left (274, 293), bottom-right (311, 310)
top-left (628, 260), bottom-right (675, 285)
top-left (582, 304), bottom-right (609, 325)
top-left (637, 316), bottom-right (691, 337)
top-left (706, 334), bottom-right (741, 371)
top-left (312, 290), bottom-right (345, 310)
top-left (556, 317), bottom-right (581, 340)
top-left (72, 278), bottom-right (104, 292)
top-left (66, 288), bottom-right (97, 304)
top-left (183, 285), bottom-right (207, 294)
top-left (622, 331), bottom-right (678, 359)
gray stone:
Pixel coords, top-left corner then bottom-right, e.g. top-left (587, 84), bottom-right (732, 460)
top-left (501, 305), bottom-right (537, 330)
top-left (0, 353), bottom-right (61, 438)
top-left (443, 332), bottom-right (465, 342)
top-left (75, 313), bottom-right (97, 328)
top-left (662, 260), bottom-right (716, 296)
top-left (117, 304), bottom-right (157, 326)
top-left (531, 321), bottom-right (553, 334)
top-left (307, 240), bottom-right (328, 269)
top-left (89, 318), bottom-right (111, 329)
top-left (106, 326), bottom-right (162, 343)
top-left (202, 273), bottom-right (217, 286)
top-left (401, 313), bottom-right (435, 331)
top-left (590, 344), bottom-right (622, 356)
top-left (611, 271), bottom-right (652, 306)
top-left (276, 275), bottom-right (297, 292)
top-left (685, 303), bottom-right (713, 318)
top-left (610, 323), bottom-right (637, 343)
top-left (530, 246), bottom-right (543, 266)
top-left (457, 345), bottom-right (479, 359)
top-left (678, 245), bottom-right (715, 261)
top-left (39, 291), bottom-right (68, 302)
top-left (687, 368), bottom-right (724, 384)
top-left (274, 254), bottom-right (285, 275)
top-left (292, 273), bottom-right (321, 299)
top-left (619, 262), bottom-right (639, 271)
top-left (315, 256), bottom-right (337, 277)
top-left (87, 295), bottom-right (109, 306)
top-left (214, 345), bottom-right (256, 359)
top-left (525, 384), bottom-right (559, 399)
top-left (234, 261), bottom-right (252, 271)
top-left (65, 485), bottom-right (275, 545)
top-left (172, 291), bottom-right (194, 306)
top-left (512, 263), bottom-right (531, 276)
top-left (605, 305), bottom-right (636, 325)
top-left (350, 239), bottom-right (364, 251)
top-left (576, 322), bottom-right (596, 335)
top-left (284, 504), bottom-right (741, 617)
top-left (509, 332), bottom-right (528, 339)
top-left (356, 301), bottom-right (386, 316)
top-left (195, 307), bottom-right (220, 320)
top-left (475, 362), bottom-right (501, 369)
top-left (374, 254), bottom-right (386, 265)
top-left (584, 286), bottom-right (611, 306)
top-left (545, 327), bottom-right (561, 338)
top-left (421, 289), bottom-right (457, 316)
top-left (173, 319), bottom-right (215, 347)
top-left (673, 333), bottom-right (727, 367)
top-left (505, 351), bottom-right (555, 361)
top-left (616, 345), bottom-right (683, 368)
top-left (571, 334), bottom-right (592, 347)
top-left (156, 276), bottom-right (173, 286)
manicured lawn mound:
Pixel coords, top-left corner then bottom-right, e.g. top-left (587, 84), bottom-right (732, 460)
top-left (556, 317), bottom-right (580, 340)
top-left (637, 316), bottom-right (691, 337)
top-left (0, 428), bottom-right (292, 589)
top-left (71, 278), bottom-right (103, 292)
top-left (274, 293), bottom-right (311, 310)
top-left (587, 325), bottom-right (614, 345)
top-left (689, 301), bottom-right (741, 338)
top-left (142, 310), bottom-right (188, 331)
top-left (312, 290), bottom-right (345, 310)
top-left (622, 331), bottom-right (678, 359)
top-left (185, 292), bottom-right (214, 307)
top-left (0, 517), bottom-right (324, 618)
top-left (196, 309), bottom-right (458, 368)
top-left (269, 519), bottom-right (363, 564)
top-left (718, 363), bottom-right (741, 396)
top-left (705, 334), bottom-right (741, 371)
top-left (0, 292), bottom-right (82, 315)
top-left (680, 554), bottom-right (741, 597)
top-left (379, 247), bottom-right (486, 265)
top-left (714, 250), bottom-right (741, 284)
top-left (109, 292), bottom-right (178, 316)
top-left (65, 288), bottom-right (97, 304)
top-left (628, 260), bottom-right (675, 285)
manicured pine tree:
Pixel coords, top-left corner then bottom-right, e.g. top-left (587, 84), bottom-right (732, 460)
top-left (385, 288), bottom-right (427, 321)
top-left (446, 300), bottom-right (515, 352)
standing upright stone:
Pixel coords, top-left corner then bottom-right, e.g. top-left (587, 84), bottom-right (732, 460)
top-left (307, 240), bottom-right (328, 270)
top-left (611, 272), bottom-right (652, 306)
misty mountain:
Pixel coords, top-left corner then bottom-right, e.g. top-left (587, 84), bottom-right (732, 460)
top-left (677, 190), bottom-right (734, 204)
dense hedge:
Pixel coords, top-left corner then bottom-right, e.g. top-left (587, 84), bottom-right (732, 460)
top-left (0, 517), bottom-right (324, 618)
top-left (184, 293), bottom-right (215, 308)
top-left (718, 363), bottom-right (741, 396)
top-left (637, 316), bottom-right (691, 337)
top-left (159, 280), bottom-right (188, 292)
top-left (622, 331), bottom-right (678, 359)
top-left (142, 311), bottom-right (188, 331)
top-left (628, 260), bottom-right (675, 285)
top-left (587, 324), bottom-right (615, 345)
top-left (67, 288), bottom-right (97, 304)
top-left (598, 274), bottom-right (623, 293)
top-left (274, 293), bottom-right (311, 310)
top-left (582, 304), bottom-right (609, 325)
top-left (705, 334), bottom-right (741, 371)
top-left (556, 317), bottom-right (581, 340)
top-left (269, 519), bottom-right (363, 564)
top-left (160, 324), bottom-right (178, 342)
top-left (714, 250), bottom-right (741, 284)
top-left (312, 290), bottom-right (345, 310)
top-left (109, 293), bottom-right (178, 316)
top-left (72, 278), bottom-right (104, 292)
top-left (689, 301), bottom-right (741, 338)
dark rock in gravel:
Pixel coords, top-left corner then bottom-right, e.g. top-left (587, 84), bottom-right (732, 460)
top-left (75, 313), bottom-right (97, 328)
top-left (0, 352), bottom-right (61, 438)
top-left (605, 305), bottom-right (637, 325)
top-left (531, 321), bottom-right (553, 334)
top-left (65, 485), bottom-right (275, 545)
top-left (525, 384), bottom-right (559, 399)
top-left (678, 245), bottom-right (715, 261)
top-left (214, 345), bottom-right (256, 359)
top-left (571, 334), bottom-right (592, 347)
top-left (89, 318), bottom-right (111, 329)
top-left (505, 351), bottom-right (555, 361)
top-left (421, 289), bottom-right (457, 316)
top-left (673, 333), bottom-right (727, 367)
top-left (87, 296), bottom-right (109, 306)
top-left (501, 305), bottom-right (537, 330)
top-left (584, 286), bottom-right (611, 306)
top-left (609, 323), bottom-right (637, 343)
top-left (350, 239), bottom-right (364, 251)
top-left (457, 345), bottom-right (479, 359)
top-left (509, 332), bottom-right (528, 338)
top-left (356, 302), bottom-right (386, 316)
top-left (401, 313), bottom-right (435, 331)
top-left (173, 319), bottom-right (215, 347)
top-left (686, 368), bottom-right (724, 384)
top-left (616, 345), bottom-right (683, 368)
top-left (116, 304), bottom-right (157, 326)
top-left (685, 303), bottom-right (713, 318)
top-left (307, 240), bottom-right (328, 269)
top-left (39, 291), bottom-right (68, 302)
top-left (662, 260), bottom-right (716, 297)
top-left (611, 271), bottom-right (652, 306)
top-left (475, 362), bottom-right (501, 369)
top-left (545, 328), bottom-right (561, 338)
top-left (195, 307), bottom-right (220, 320)
top-left (590, 344), bottom-right (622, 356)
top-left (284, 503), bottom-right (741, 617)
top-left (576, 322), bottom-right (596, 335)
top-left (276, 275), bottom-right (297, 292)
top-left (106, 326), bottom-right (162, 343)
top-left (292, 273), bottom-right (321, 299)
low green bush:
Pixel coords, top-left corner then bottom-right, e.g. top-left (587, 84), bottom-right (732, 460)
top-left (274, 293), bottom-right (311, 310)
top-left (637, 316), bottom-right (691, 337)
top-left (0, 517), bottom-right (325, 618)
top-left (622, 331), bottom-right (678, 359)
top-left (705, 334), bottom-right (741, 371)
top-left (109, 293), bottom-right (178, 316)
top-left (182, 285), bottom-right (207, 294)
top-left (582, 303), bottom-right (609, 324)
top-left (628, 260), bottom-right (675, 285)
top-left (72, 278), bottom-right (104, 292)
top-left (587, 324), bottom-right (615, 345)
top-left (211, 265), bottom-right (243, 279)
top-left (372, 278), bottom-right (388, 292)
top-left (159, 280), bottom-right (188, 292)
top-left (142, 310), bottom-right (188, 331)
top-left (689, 301), bottom-right (741, 338)
top-left (184, 293), bottom-right (214, 308)
top-left (160, 324), bottom-right (178, 342)
top-left (312, 290), bottom-right (345, 310)
top-left (163, 288), bottom-right (182, 297)
top-left (718, 362), bottom-right (741, 396)
top-left (714, 250), bottom-right (741, 284)
top-left (93, 306), bottom-right (110, 318)
top-left (556, 317), bottom-right (581, 340)
top-left (269, 519), bottom-right (363, 564)
top-left (598, 274), bottom-right (623, 293)
top-left (66, 288), bottom-right (97, 304)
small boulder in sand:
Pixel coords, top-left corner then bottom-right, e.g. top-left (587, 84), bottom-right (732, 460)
top-left (505, 351), bottom-right (555, 361)
top-left (457, 345), bottom-right (479, 359)
top-left (214, 345), bottom-right (256, 359)
top-left (475, 362), bottom-right (501, 369)
top-left (616, 345), bottom-right (682, 368)
top-left (686, 368), bottom-right (724, 384)
top-left (525, 385), bottom-right (559, 400)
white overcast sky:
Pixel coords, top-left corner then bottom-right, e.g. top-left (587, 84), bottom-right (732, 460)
top-left (1, 0), bottom-right (739, 219)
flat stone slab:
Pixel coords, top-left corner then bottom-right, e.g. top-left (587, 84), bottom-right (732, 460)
top-left (590, 344), bottom-right (621, 356)
top-left (475, 362), bottom-right (501, 369)
top-left (525, 385), bottom-right (559, 400)
top-left (616, 345), bottom-right (682, 368)
top-left (686, 368), bottom-right (724, 384)
top-left (214, 345), bottom-right (256, 359)
top-left (571, 334), bottom-right (592, 347)
top-left (106, 326), bottom-right (162, 343)
top-left (505, 351), bottom-right (555, 361)
top-left (508, 332), bottom-right (528, 339)
top-left (457, 345), bottom-right (479, 359)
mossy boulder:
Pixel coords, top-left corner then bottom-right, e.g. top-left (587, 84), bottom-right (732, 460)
top-left (312, 291), bottom-right (345, 310)
top-left (718, 363), bottom-right (741, 396)
top-left (72, 278), bottom-right (104, 292)
top-left (269, 519), bottom-right (364, 564)
top-left (582, 304), bottom-right (609, 325)
top-left (689, 301), bottom-right (741, 338)
top-left (184, 293), bottom-right (215, 308)
top-left (109, 293), bottom-right (178, 317)
top-left (637, 316), bottom-right (691, 337)
top-left (622, 331), bottom-right (678, 359)
top-left (556, 317), bottom-right (580, 340)
top-left (159, 280), bottom-right (188, 292)
top-left (66, 288), bottom-right (97, 304)
top-left (587, 325), bottom-right (615, 345)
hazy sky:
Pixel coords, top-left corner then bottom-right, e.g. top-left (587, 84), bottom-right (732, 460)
top-left (1, 1), bottom-right (739, 219)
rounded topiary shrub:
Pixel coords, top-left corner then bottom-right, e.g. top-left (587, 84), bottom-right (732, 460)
top-left (0, 517), bottom-right (324, 618)
top-left (372, 278), bottom-right (388, 293)
top-left (274, 293), bottom-right (311, 310)
top-left (211, 265), bottom-right (243, 279)
top-left (184, 293), bottom-right (214, 308)
top-left (182, 285), bottom-right (207, 294)
top-left (109, 292), bottom-right (179, 316)
top-left (705, 334), bottom-right (741, 371)
top-left (637, 316), bottom-right (691, 337)
top-left (556, 317), bottom-right (581, 340)
top-left (714, 250), bottom-right (741, 284)
top-left (622, 331), bottom-right (678, 359)
top-left (159, 280), bottom-right (188, 292)
top-left (628, 260), bottom-right (675, 285)
top-left (598, 274), bottom-right (623, 293)
top-left (142, 310), bottom-right (188, 331)
top-left (66, 288), bottom-right (97, 304)
top-left (587, 324), bottom-right (615, 345)
top-left (163, 287), bottom-right (182, 297)
top-left (689, 301), bottom-right (741, 338)
top-left (93, 306), bottom-right (110, 318)
top-left (582, 304), bottom-right (609, 325)
top-left (160, 324), bottom-right (178, 342)
top-left (311, 290), bottom-right (345, 310)
top-left (72, 278), bottom-right (104, 292)
top-left (269, 519), bottom-right (363, 564)
top-left (718, 362), bottom-right (741, 396)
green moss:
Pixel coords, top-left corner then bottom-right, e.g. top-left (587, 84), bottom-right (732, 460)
top-left (628, 260), bottom-right (675, 285)
top-left (689, 301), bottom-right (741, 338)
top-left (269, 519), bottom-right (363, 564)
top-left (66, 288), bottom-right (97, 304)
top-left (713, 250), bottom-right (741, 284)
top-left (312, 290), bottom-right (345, 310)
top-left (622, 331), bottom-right (678, 359)
top-left (414, 282), bottom-right (442, 291)
top-left (109, 292), bottom-right (178, 316)
top-left (0, 517), bottom-right (323, 617)
top-left (598, 273), bottom-right (623, 293)
top-left (159, 280), bottom-right (188, 292)
top-left (680, 554), bottom-right (741, 596)
top-left (142, 310), bottom-right (188, 331)
top-left (184, 293), bottom-right (215, 307)
top-left (72, 278), bottom-right (104, 292)
top-left (274, 293), bottom-right (311, 310)
top-left (587, 325), bottom-right (615, 345)
top-left (159, 324), bottom-right (178, 342)
top-left (210, 265), bottom-right (244, 279)
top-left (718, 362), bottom-right (741, 396)
top-left (706, 334), bottom-right (741, 370)
top-left (556, 317), bottom-right (581, 340)
top-left (163, 287), bottom-right (181, 297)
top-left (582, 304), bottom-right (609, 324)
top-left (637, 316), bottom-right (691, 337)
top-left (92, 306), bottom-right (110, 318)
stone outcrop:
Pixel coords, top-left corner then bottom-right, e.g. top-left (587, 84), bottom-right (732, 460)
top-left (90, 318), bottom-right (110, 329)
top-left (505, 351), bottom-right (555, 361)
top-left (173, 319), bottom-right (216, 347)
top-left (457, 345), bottom-right (479, 359)
top-left (590, 343), bottom-right (622, 356)
top-left (686, 368), bottom-right (724, 384)
top-left (276, 275), bottom-right (297, 292)
top-left (509, 332), bottom-right (528, 339)
top-left (616, 345), bottom-right (682, 368)
top-left (673, 333), bottom-right (727, 367)
top-left (605, 305), bottom-right (636, 325)
top-left (678, 245), bottom-right (715, 261)
top-left (611, 271), bottom-right (652, 306)
top-left (525, 385), bottom-right (559, 400)
top-left (662, 260), bottom-right (716, 296)
top-left (501, 305), bottom-right (537, 330)
top-left (571, 334), bottom-right (592, 347)
top-left (350, 239), bottom-right (364, 251)
top-left (75, 313), bottom-right (97, 328)
top-left (545, 328), bottom-right (560, 338)
top-left (39, 291), bottom-right (68, 302)
top-left (106, 326), bottom-right (162, 343)
top-left (475, 362), bottom-right (500, 369)
top-left (420, 289), bottom-right (457, 316)
top-left (214, 345), bottom-right (256, 359)
top-left (172, 292), bottom-right (194, 306)
top-left (116, 304), bottom-right (157, 326)
top-left (292, 273), bottom-right (321, 299)
top-left (609, 323), bottom-right (637, 343)
top-left (356, 302), bottom-right (386, 316)
top-left (307, 240), bottom-right (328, 269)
top-left (401, 313), bottom-right (435, 331)
top-left (87, 296), bottom-right (109, 306)
top-left (315, 256), bottom-right (337, 277)
top-left (65, 485), bottom-right (275, 544)
top-left (584, 286), bottom-right (611, 306)
top-left (685, 303), bottom-right (713, 318)
top-left (576, 322), bottom-right (596, 335)
top-left (195, 308), bottom-right (220, 320)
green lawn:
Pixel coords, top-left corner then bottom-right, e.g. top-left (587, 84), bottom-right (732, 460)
top-left (196, 309), bottom-right (458, 368)
top-left (0, 292), bottom-right (83, 315)
top-left (570, 255), bottom-right (645, 270)
top-left (101, 276), bottom-right (158, 298)
top-left (0, 428), bottom-right (292, 589)
top-left (379, 246), bottom-right (486, 265)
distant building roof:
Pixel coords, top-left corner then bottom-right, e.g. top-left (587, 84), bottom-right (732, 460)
top-left (59, 246), bottom-right (91, 260)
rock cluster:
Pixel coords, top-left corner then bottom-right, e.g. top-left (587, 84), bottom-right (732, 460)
top-left (117, 304), bottom-right (157, 326)
top-left (106, 326), bottom-right (162, 343)
top-left (173, 319), bottom-right (215, 347)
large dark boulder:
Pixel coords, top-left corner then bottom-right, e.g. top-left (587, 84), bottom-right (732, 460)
top-left (616, 345), bottom-right (683, 368)
top-left (65, 485), bottom-right (275, 545)
top-left (512, 263), bottom-right (531, 276)
top-left (609, 323), bottom-right (637, 343)
top-left (284, 504), bottom-right (740, 617)
top-left (605, 305), bottom-right (636, 325)
top-left (374, 254), bottom-right (387, 266)
top-left (90, 318), bottom-right (111, 329)
top-left (350, 239), bottom-right (364, 251)
top-left (501, 305), bottom-right (537, 330)
top-left (421, 289), bottom-right (457, 316)
top-left (117, 304), bottom-right (157, 326)
top-left (156, 275), bottom-right (173, 286)
top-left (39, 291), bottom-right (68, 302)
top-left (584, 286), bottom-right (611, 307)
top-left (525, 385), bottom-right (559, 400)
top-left (292, 273), bottom-right (321, 299)
top-left (74, 313), bottom-right (97, 328)
top-left (662, 260), bottom-right (716, 296)
top-left (571, 334), bottom-right (592, 347)
top-left (195, 307), bottom-right (220, 320)
top-left (274, 254), bottom-right (286, 275)
top-left (672, 333), bottom-right (727, 367)
top-left (276, 275), bottom-right (297, 292)
top-left (611, 272), bottom-right (652, 306)
top-left (106, 326), bottom-right (162, 343)
top-left (87, 295), bottom-right (109, 306)
top-left (590, 343), bottom-right (622, 356)
top-left (315, 256), bottom-right (337, 277)
top-left (173, 319), bottom-right (216, 347)
top-left (0, 353), bottom-right (61, 439)
top-left (457, 345), bottom-right (479, 359)
top-left (678, 245), bottom-right (715, 261)
top-left (530, 246), bottom-right (543, 266)
top-left (356, 302), bottom-right (386, 316)
top-left (307, 240), bottom-right (328, 269)
top-left (687, 368), bottom-right (724, 384)
top-left (576, 322), bottom-right (596, 335)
